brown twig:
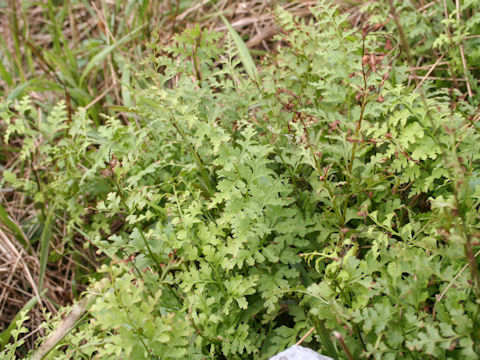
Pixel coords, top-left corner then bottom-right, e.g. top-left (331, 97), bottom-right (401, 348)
top-left (296, 326), bottom-right (315, 346)
top-left (334, 331), bottom-right (354, 360)
top-left (415, 53), bottom-right (446, 90)
top-left (437, 249), bottom-right (480, 302)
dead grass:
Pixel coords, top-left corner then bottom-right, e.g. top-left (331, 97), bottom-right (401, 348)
top-left (0, 189), bottom-right (95, 351)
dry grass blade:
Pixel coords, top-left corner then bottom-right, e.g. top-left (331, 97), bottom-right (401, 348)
top-left (80, 23), bottom-right (146, 86)
top-left (247, 23), bottom-right (279, 48)
top-left (415, 53), bottom-right (446, 90)
top-left (177, 0), bottom-right (213, 21)
top-left (0, 196), bottom-right (83, 352)
top-left (436, 249), bottom-right (480, 302)
top-left (416, 76), bottom-right (469, 82)
top-left (216, 15), bottom-right (270, 31)
top-left (30, 295), bottom-right (92, 360)
top-left (84, 84), bottom-right (116, 111)
top-left (0, 228), bottom-right (42, 306)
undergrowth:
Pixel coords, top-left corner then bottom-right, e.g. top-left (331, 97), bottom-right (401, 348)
top-left (1, 0), bottom-right (480, 359)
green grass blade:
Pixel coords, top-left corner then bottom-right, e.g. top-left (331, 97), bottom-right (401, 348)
top-left (0, 59), bottom-right (13, 86)
top-left (120, 59), bottom-right (132, 108)
top-left (6, 79), bottom-right (34, 101)
top-left (0, 202), bottom-right (29, 252)
top-left (312, 316), bottom-right (338, 359)
top-left (8, 0), bottom-right (25, 82)
top-left (38, 209), bottom-right (54, 291)
top-left (0, 36), bottom-right (14, 66)
top-left (220, 15), bottom-right (257, 79)
top-left (6, 78), bottom-right (67, 101)
top-left (80, 24), bottom-right (146, 86)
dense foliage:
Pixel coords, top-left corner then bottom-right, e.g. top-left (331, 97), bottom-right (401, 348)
top-left (1, 1), bottom-right (480, 359)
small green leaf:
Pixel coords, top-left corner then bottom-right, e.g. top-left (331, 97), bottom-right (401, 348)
top-left (0, 290), bottom-right (45, 348)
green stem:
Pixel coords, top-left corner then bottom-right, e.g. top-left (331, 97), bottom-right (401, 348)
top-left (109, 266), bottom-right (150, 355)
top-left (311, 316), bottom-right (338, 359)
top-left (340, 35), bottom-right (370, 227)
top-left (110, 165), bottom-right (161, 271)
top-left (9, 0), bottom-right (25, 82)
top-left (171, 121), bottom-right (215, 196)
top-left (193, 37), bottom-right (202, 82)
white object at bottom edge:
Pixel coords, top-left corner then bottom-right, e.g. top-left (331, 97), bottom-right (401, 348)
top-left (269, 345), bottom-right (334, 360)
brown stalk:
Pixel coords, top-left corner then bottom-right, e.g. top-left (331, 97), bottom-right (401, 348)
top-left (296, 326), bottom-right (315, 346)
top-left (455, 0), bottom-right (473, 98)
top-left (334, 331), bottom-right (354, 360)
top-left (415, 53), bottom-right (445, 90)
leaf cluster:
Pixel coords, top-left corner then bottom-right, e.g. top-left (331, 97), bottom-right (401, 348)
top-left (1, 1), bottom-right (480, 359)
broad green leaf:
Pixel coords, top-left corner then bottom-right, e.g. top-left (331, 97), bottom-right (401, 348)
top-left (0, 59), bottom-right (13, 86)
top-left (38, 208), bottom-right (54, 291)
top-left (120, 59), bottom-right (132, 108)
top-left (0, 202), bottom-right (30, 252)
